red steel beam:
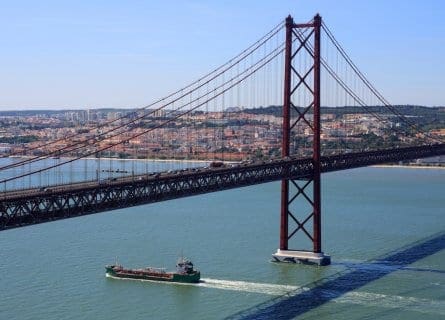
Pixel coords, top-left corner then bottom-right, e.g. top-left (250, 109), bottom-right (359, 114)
top-left (312, 14), bottom-right (322, 253)
top-left (280, 15), bottom-right (294, 250)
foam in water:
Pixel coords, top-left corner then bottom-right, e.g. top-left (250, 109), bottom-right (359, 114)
top-left (199, 278), bottom-right (301, 296)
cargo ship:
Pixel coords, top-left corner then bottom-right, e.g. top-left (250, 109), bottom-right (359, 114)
top-left (105, 257), bottom-right (200, 283)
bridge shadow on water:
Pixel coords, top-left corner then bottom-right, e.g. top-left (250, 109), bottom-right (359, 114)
top-left (227, 232), bottom-right (445, 319)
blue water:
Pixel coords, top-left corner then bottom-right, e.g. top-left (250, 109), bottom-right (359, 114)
top-left (0, 166), bottom-right (444, 319)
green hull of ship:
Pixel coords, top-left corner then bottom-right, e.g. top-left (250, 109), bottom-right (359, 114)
top-left (105, 266), bottom-right (200, 284)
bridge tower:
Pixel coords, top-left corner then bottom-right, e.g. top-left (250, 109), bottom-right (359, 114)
top-left (272, 14), bottom-right (331, 265)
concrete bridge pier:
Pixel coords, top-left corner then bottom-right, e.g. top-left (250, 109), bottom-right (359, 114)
top-left (272, 249), bottom-right (331, 266)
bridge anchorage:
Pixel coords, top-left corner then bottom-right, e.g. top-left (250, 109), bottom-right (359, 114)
top-left (272, 14), bottom-right (331, 266)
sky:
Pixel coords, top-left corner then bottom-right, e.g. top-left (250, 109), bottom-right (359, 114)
top-left (0, 0), bottom-right (444, 110)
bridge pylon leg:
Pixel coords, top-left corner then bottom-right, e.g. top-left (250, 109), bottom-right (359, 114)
top-left (272, 14), bottom-right (330, 266)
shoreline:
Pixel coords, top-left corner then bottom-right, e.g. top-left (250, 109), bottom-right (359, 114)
top-left (371, 164), bottom-right (445, 170)
top-left (6, 155), bottom-right (234, 164)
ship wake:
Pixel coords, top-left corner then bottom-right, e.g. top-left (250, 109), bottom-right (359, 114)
top-left (198, 278), bottom-right (301, 296)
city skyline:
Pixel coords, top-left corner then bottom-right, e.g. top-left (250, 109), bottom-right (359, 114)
top-left (0, 0), bottom-right (444, 109)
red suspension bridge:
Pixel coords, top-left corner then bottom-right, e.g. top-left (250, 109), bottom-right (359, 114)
top-left (0, 15), bottom-right (444, 265)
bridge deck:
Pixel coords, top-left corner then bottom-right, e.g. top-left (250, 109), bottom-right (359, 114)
top-left (1, 144), bottom-right (444, 231)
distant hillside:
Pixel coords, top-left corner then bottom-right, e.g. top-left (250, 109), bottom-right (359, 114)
top-left (0, 105), bottom-right (443, 117)
top-left (242, 105), bottom-right (445, 117)
top-left (0, 108), bottom-right (135, 117)
top-left (242, 105), bottom-right (445, 130)
top-left (0, 105), bottom-right (443, 130)
top-left (0, 110), bottom-right (68, 117)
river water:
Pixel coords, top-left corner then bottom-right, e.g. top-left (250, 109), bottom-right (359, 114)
top-left (0, 163), bottom-right (444, 319)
